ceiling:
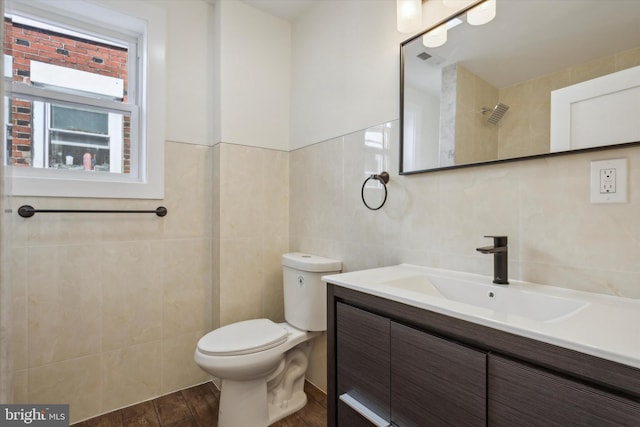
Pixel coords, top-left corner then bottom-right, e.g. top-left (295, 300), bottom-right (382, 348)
top-left (405, 0), bottom-right (640, 94)
top-left (241, 0), bottom-right (316, 22)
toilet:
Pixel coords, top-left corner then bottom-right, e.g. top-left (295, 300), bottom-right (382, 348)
top-left (194, 252), bottom-right (342, 427)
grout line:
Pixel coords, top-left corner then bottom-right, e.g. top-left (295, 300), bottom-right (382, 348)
top-left (151, 397), bottom-right (162, 426)
top-left (180, 389), bottom-right (197, 422)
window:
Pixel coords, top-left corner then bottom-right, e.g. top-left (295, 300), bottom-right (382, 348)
top-left (34, 103), bottom-right (127, 173)
top-left (4, 0), bottom-right (165, 198)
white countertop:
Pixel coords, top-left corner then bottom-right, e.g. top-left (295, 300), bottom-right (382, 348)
top-left (323, 264), bottom-right (640, 369)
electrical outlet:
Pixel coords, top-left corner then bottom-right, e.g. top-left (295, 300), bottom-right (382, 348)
top-left (600, 168), bottom-right (616, 193)
top-left (591, 158), bottom-right (627, 203)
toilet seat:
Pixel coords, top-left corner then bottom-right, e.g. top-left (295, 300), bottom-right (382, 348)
top-left (197, 319), bottom-right (288, 356)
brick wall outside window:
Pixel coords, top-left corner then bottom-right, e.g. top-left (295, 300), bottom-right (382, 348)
top-left (4, 18), bottom-right (131, 172)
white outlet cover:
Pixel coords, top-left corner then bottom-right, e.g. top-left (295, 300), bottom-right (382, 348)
top-left (590, 158), bottom-right (628, 203)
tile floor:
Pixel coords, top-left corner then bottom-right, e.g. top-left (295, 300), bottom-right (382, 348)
top-left (72, 380), bottom-right (326, 426)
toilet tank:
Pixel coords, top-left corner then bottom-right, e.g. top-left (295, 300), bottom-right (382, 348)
top-left (282, 252), bottom-right (342, 331)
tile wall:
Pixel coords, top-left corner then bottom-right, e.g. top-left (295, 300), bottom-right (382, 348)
top-left (449, 47), bottom-right (640, 163)
top-left (455, 64), bottom-right (499, 164)
top-left (214, 143), bottom-right (290, 328)
top-left (6, 139), bottom-right (291, 422)
top-left (291, 121), bottom-right (640, 306)
top-left (9, 141), bottom-right (213, 423)
top-left (291, 117), bottom-right (640, 386)
top-left (6, 105), bottom-right (640, 420)
top-left (0, 156), bottom-right (8, 401)
top-left (291, 119), bottom-right (640, 390)
top-left (499, 46), bottom-right (640, 159)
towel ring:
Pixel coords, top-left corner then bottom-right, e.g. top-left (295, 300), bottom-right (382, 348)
top-left (361, 171), bottom-right (390, 211)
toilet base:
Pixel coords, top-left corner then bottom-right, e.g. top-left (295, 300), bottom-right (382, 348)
top-left (268, 389), bottom-right (307, 424)
top-left (217, 379), bottom-right (310, 427)
top-left (266, 340), bottom-right (313, 424)
top-left (215, 339), bottom-right (315, 426)
top-left (219, 378), bottom-right (269, 426)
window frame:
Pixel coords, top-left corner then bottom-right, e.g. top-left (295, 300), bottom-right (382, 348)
top-left (33, 99), bottom-right (128, 173)
top-left (4, 0), bottom-right (165, 199)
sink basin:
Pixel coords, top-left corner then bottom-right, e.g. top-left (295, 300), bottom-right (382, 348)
top-left (323, 264), bottom-right (640, 369)
top-left (381, 272), bottom-right (588, 322)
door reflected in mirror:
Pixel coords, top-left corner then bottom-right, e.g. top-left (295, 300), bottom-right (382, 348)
top-left (400, 0), bottom-right (640, 174)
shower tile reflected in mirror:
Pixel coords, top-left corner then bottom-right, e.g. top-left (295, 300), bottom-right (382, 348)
top-left (400, 0), bottom-right (640, 174)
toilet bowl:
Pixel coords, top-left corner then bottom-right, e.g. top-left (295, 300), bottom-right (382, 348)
top-left (194, 320), bottom-right (318, 381)
top-left (194, 252), bottom-right (341, 427)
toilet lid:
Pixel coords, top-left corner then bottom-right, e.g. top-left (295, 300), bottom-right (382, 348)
top-left (197, 319), bottom-right (288, 356)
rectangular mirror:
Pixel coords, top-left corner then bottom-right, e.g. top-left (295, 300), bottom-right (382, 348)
top-left (400, 0), bottom-right (640, 174)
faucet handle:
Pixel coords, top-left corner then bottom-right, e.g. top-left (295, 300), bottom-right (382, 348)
top-left (484, 235), bottom-right (508, 246)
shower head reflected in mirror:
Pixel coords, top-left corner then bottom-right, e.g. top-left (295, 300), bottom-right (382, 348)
top-left (481, 102), bottom-right (509, 125)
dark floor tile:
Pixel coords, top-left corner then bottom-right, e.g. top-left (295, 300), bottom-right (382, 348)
top-left (182, 382), bottom-right (219, 427)
top-left (271, 382), bottom-right (326, 427)
top-left (121, 400), bottom-right (160, 427)
top-left (271, 413), bottom-right (303, 427)
top-left (74, 380), bottom-right (325, 427)
top-left (304, 382), bottom-right (327, 408)
top-left (294, 398), bottom-right (326, 427)
top-left (153, 391), bottom-right (193, 426)
top-left (164, 417), bottom-right (200, 427)
top-left (75, 411), bottom-right (124, 427)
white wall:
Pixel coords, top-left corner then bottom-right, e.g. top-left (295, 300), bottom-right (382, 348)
top-left (212, 0), bottom-right (473, 151)
top-left (290, 0), bottom-right (476, 150)
top-left (216, 0), bottom-right (291, 150)
top-left (291, 0), bottom-right (404, 149)
top-left (404, 84), bottom-right (441, 170)
top-left (159, 0), bottom-right (211, 146)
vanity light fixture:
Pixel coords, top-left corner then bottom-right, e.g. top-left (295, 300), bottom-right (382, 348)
top-left (405, 0), bottom-right (495, 43)
top-left (467, 0), bottom-right (496, 26)
top-left (422, 23), bottom-right (448, 47)
top-left (397, 0), bottom-right (422, 33)
top-left (442, 0), bottom-right (469, 8)
top-left (422, 17), bottom-right (462, 48)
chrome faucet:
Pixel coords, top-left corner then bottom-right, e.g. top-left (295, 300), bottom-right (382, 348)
top-left (476, 235), bottom-right (509, 284)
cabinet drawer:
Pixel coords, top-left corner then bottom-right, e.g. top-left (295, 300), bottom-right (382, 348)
top-left (489, 354), bottom-right (640, 426)
top-left (337, 302), bottom-right (391, 423)
top-left (338, 394), bottom-right (392, 427)
top-left (391, 322), bottom-right (486, 426)
top-left (338, 400), bottom-right (378, 427)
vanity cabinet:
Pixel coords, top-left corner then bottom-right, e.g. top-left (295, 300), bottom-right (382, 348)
top-left (336, 302), bottom-right (390, 426)
top-left (336, 303), bottom-right (485, 426)
top-left (327, 284), bottom-right (640, 427)
top-left (391, 320), bottom-right (486, 426)
top-left (488, 355), bottom-right (640, 426)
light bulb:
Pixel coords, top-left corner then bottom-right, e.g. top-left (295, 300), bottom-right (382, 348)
top-left (422, 24), bottom-right (447, 48)
top-left (442, 0), bottom-right (469, 8)
top-left (467, 0), bottom-right (496, 26)
top-left (397, 0), bottom-right (422, 33)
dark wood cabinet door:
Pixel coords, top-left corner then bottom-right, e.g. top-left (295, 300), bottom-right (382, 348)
top-left (337, 400), bottom-right (379, 427)
top-left (336, 302), bottom-right (391, 426)
top-left (390, 322), bottom-right (486, 427)
top-left (488, 354), bottom-right (640, 426)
